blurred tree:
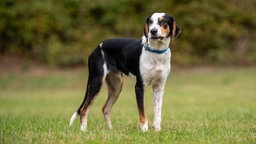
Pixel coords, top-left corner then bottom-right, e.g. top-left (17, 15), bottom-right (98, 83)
top-left (0, 0), bottom-right (255, 66)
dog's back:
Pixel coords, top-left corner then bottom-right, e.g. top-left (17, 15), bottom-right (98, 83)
top-left (100, 38), bottom-right (143, 75)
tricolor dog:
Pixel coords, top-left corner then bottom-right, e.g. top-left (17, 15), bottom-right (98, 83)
top-left (69, 12), bottom-right (180, 132)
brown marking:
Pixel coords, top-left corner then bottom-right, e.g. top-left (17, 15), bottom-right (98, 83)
top-left (80, 92), bottom-right (100, 124)
top-left (170, 21), bottom-right (177, 48)
top-left (102, 71), bottom-right (123, 115)
top-left (172, 21), bottom-right (177, 41)
top-left (80, 109), bottom-right (89, 123)
top-left (144, 23), bottom-right (149, 37)
top-left (80, 84), bottom-right (90, 114)
top-left (137, 96), bottom-right (147, 124)
top-left (159, 16), bottom-right (170, 38)
top-left (160, 24), bottom-right (170, 38)
top-left (79, 83), bottom-right (102, 124)
top-left (139, 111), bottom-right (147, 124)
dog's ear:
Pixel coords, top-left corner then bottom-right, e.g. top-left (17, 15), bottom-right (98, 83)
top-left (172, 20), bottom-right (181, 38)
top-left (168, 16), bottom-right (181, 39)
top-left (144, 16), bottom-right (151, 38)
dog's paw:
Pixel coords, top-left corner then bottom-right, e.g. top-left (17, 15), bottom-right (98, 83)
top-left (152, 119), bottom-right (161, 131)
top-left (152, 124), bottom-right (161, 131)
top-left (80, 122), bottom-right (87, 132)
top-left (140, 121), bottom-right (148, 132)
top-left (107, 124), bottom-right (113, 130)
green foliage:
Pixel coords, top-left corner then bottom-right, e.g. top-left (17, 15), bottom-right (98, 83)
top-left (0, 0), bottom-right (256, 66)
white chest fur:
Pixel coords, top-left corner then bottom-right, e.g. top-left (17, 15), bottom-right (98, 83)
top-left (139, 48), bottom-right (171, 86)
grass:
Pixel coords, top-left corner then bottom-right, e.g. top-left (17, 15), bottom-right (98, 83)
top-left (0, 67), bottom-right (256, 143)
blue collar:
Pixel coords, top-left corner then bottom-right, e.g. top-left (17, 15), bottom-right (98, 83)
top-left (145, 44), bottom-right (169, 54)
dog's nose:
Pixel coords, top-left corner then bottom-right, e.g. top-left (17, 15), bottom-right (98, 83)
top-left (150, 29), bottom-right (158, 35)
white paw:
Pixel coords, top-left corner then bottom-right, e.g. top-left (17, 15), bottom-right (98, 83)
top-left (153, 121), bottom-right (161, 131)
top-left (80, 123), bottom-right (87, 132)
top-left (108, 124), bottom-right (113, 130)
top-left (152, 118), bottom-right (161, 131)
top-left (104, 116), bottom-right (113, 129)
top-left (140, 121), bottom-right (148, 132)
top-left (106, 122), bottom-right (113, 129)
top-left (152, 124), bottom-right (161, 131)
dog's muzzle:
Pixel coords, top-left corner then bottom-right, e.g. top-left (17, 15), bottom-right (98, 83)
top-left (150, 29), bottom-right (164, 40)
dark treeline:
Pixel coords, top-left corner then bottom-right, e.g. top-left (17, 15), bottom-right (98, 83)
top-left (0, 0), bottom-right (256, 66)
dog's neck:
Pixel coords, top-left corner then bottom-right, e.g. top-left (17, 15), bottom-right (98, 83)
top-left (142, 36), bottom-right (170, 50)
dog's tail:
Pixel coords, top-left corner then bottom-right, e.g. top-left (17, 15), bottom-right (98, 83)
top-left (69, 82), bottom-right (90, 127)
top-left (69, 111), bottom-right (79, 127)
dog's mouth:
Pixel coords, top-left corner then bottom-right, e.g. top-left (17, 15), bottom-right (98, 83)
top-left (150, 36), bottom-right (164, 40)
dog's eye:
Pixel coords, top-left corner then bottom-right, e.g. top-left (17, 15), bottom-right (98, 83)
top-left (160, 20), bottom-right (167, 24)
top-left (159, 19), bottom-right (168, 29)
top-left (148, 20), bottom-right (153, 24)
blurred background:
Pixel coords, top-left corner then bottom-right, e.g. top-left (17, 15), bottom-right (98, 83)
top-left (1, 0), bottom-right (256, 67)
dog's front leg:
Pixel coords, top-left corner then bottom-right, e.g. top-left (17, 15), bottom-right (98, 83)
top-left (135, 81), bottom-right (148, 132)
top-left (152, 82), bottom-right (165, 131)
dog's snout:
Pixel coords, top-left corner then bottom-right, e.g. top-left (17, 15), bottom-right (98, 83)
top-left (150, 28), bottom-right (158, 35)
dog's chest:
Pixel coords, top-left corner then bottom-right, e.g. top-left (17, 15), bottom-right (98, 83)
top-left (139, 49), bottom-right (171, 86)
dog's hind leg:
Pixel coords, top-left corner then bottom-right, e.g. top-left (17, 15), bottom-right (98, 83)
top-left (69, 74), bottom-right (103, 131)
top-left (79, 74), bottom-right (105, 131)
top-left (78, 47), bottom-right (107, 131)
top-left (102, 71), bottom-right (123, 129)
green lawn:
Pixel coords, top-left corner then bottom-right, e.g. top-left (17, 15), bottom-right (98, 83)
top-left (0, 67), bottom-right (255, 143)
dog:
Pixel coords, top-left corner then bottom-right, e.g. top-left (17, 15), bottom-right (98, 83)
top-left (69, 12), bottom-right (180, 132)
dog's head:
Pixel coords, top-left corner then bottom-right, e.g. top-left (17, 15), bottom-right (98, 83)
top-left (144, 13), bottom-right (181, 41)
